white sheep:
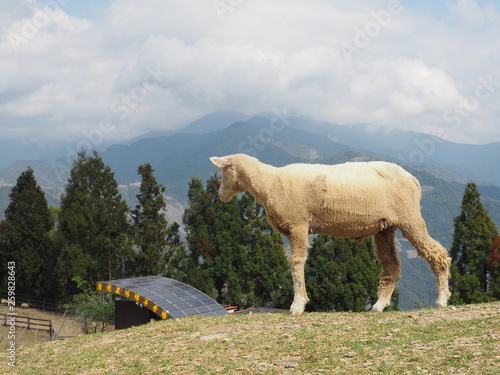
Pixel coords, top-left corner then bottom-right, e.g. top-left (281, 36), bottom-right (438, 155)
top-left (21, 303), bottom-right (29, 309)
top-left (211, 154), bottom-right (451, 315)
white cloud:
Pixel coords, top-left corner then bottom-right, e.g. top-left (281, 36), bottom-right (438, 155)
top-left (447, 0), bottom-right (500, 27)
top-left (0, 0), bottom-right (499, 146)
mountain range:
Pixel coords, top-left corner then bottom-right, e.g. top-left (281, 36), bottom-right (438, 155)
top-left (1, 110), bottom-right (499, 310)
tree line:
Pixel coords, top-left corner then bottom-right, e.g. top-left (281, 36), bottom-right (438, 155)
top-left (0, 150), bottom-right (498, 312)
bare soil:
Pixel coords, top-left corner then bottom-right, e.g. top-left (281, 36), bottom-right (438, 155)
top-left (0, 304), bottom-right (108, 347)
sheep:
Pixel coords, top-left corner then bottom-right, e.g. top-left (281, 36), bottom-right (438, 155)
top-left (0, 298), bottom-right (7, 305)
top-left (211, 154), bottom-right (451, 315)
top-left (21, 303), bottom-right (29, 309)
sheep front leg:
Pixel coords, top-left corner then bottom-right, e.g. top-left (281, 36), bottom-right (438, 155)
top-left (288, 231), bottom-right (310, 316)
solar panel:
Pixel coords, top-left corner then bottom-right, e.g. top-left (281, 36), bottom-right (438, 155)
top-left (96, 276), bottom-right (228, 320)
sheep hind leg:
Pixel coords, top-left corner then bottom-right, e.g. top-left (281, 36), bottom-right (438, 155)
top-left (288, 230), bottom-right (310, 316)
top-left (372, 226), bottom-right (400, 312)
top-left (400, 219), bottom-right (451, 308)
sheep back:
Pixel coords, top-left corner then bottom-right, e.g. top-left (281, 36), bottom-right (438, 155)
top-left (261, 161), bottom-right (421, 238)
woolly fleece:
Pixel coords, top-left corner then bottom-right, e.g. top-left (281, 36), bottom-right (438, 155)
top-left (211, 154), bottom-right (451, 315)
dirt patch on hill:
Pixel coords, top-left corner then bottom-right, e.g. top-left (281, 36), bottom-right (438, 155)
top-left (0, 305), bottom-right (101, 347)
top-left (401, 302), bottom-right (500, 326)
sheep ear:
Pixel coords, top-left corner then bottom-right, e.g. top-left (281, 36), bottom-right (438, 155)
top-left (210, 156), bottom-right (233, 169)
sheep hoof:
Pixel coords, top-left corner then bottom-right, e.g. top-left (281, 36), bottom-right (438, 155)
top-left (435, 300), bottom-right (448, 308)
top-left (289, 302), bottom-right (305, 316)
top-left (371, 301), bottom-right (388, 312)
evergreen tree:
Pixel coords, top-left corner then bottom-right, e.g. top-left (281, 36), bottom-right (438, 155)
top-left (183, 175), bottom-right (246, 304)
top-left (0, 167), bottom-right (54, 297)
top-left (163, 221), bottom-right (187, 281)
top-left (131, 163), bottom-right (184, 277)
top-left (183, 176), bottom-right (292, 308)
top-left (241, 193), bottom-right (293, 308)
top-left (305, 236), bottom-right (386, 312)
top-left (57, 150), bottom-right (133, 298)
top-left (183, 177), bottom-right (217, 298)
top-left (450, 181), bottom-right (499, 304)
top-left (209, 175), bottom-right (248, 305)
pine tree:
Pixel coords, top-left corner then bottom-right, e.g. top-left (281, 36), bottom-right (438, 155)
top-left (131, 163), bottom-right (184, 277)
top-left (182, 177), bottom-right (217, 298)
top-left (163, 221), bottom-right (187, 281)
top-left (209, 174), bottom-right (249, 305)
top-left (0, 167), bottom-right (54, 296)
top-left (46, 206), bottom-right (65, 298)
top-left (183, 175), bottom-right (247, 304)
top-left (57, 150), bottom-right (133, 297)
top-left (241, 193), bottom-right (292, 309)
top-left (305, 236), bottom-right (385, 312)
top-left (450, 181), bottom-right (499, 304)
top-left (183, 176), bottom-right (292, 308)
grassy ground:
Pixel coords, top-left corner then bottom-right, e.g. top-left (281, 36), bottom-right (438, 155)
top-left (2, 302), bottom-right (499, 374)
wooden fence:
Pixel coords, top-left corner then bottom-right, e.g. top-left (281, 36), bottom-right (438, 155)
top-left (1, 314), bottom-right (54, 340)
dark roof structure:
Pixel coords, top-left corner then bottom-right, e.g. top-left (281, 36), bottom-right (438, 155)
top-left (96, 276), bottom-right (228, 320)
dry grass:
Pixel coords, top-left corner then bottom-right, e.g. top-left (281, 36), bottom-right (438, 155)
top-left (2, 302), bottom-right (499, 374)
top-left (0, 306), bottom-right (86, 347)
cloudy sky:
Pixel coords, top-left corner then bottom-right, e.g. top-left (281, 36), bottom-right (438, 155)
top-left (0, 0), bottom-right (499, 149)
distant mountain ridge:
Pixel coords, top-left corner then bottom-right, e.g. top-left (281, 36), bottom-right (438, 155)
top-left (1, 112), bottom-right (499, 215)
top-left (283, 117), bottom-right (500, 186)
top-left (126, 110), bottom-right (252, 143)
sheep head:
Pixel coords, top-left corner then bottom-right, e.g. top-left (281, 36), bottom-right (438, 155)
top-left (210, 156), bottom-right (246, 202)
